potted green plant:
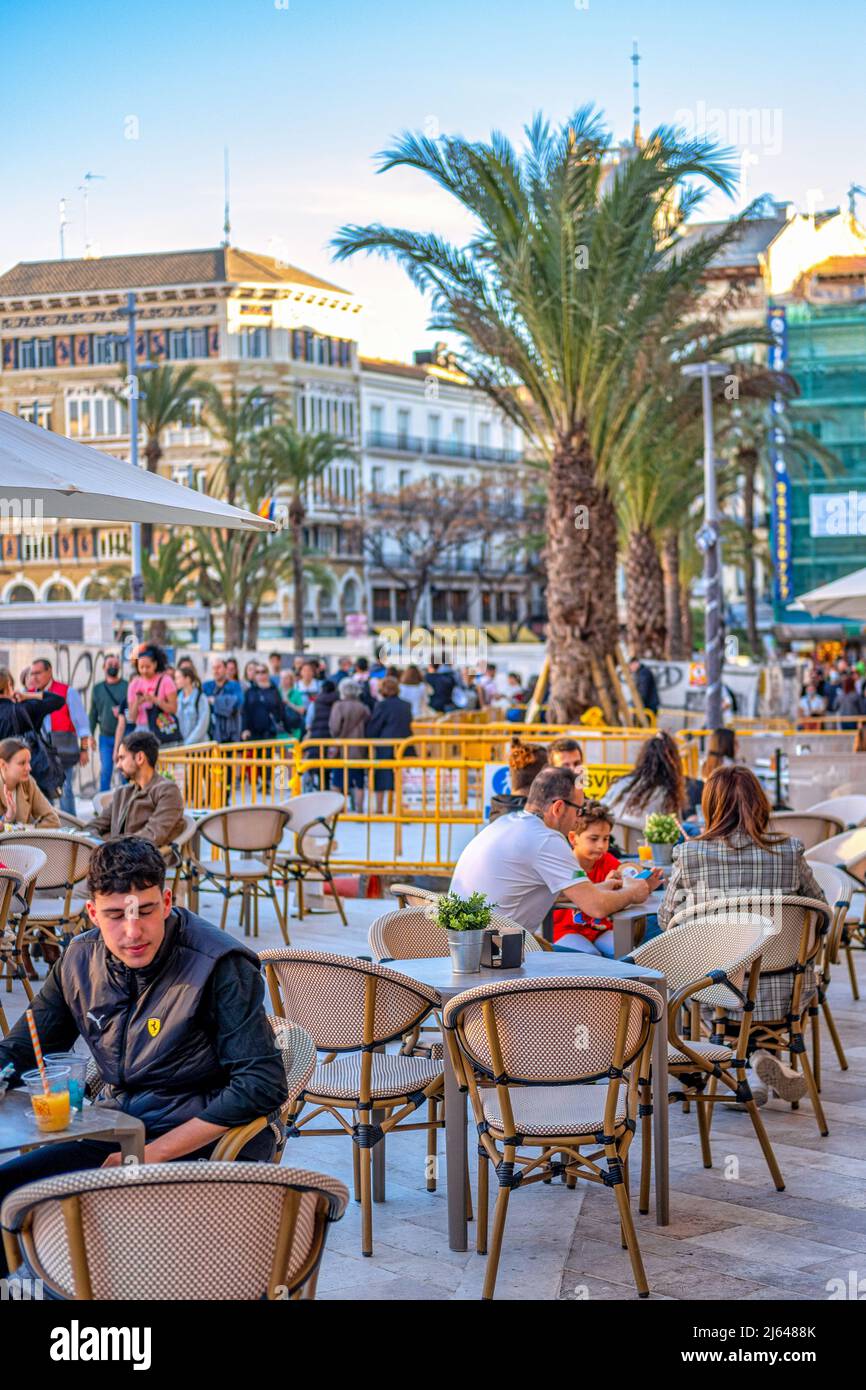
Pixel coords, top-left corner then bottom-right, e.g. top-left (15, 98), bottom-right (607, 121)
top-left (643, 812), bottom-right (681, 866)
top-left (434, 891), bottom-right (493, 973)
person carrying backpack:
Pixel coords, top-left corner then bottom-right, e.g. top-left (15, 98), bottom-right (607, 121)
top-left (203, 657), bottom-right (243, 745)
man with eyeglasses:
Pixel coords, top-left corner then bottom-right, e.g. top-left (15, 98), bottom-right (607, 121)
top-left (240, 664), bottom-right (304, 742)
top-left (450, 766), bottom-right (661, 934)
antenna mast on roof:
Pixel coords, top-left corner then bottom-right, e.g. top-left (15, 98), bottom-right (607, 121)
top-left (222, 147), bottom-right (231, 248)
top-left (59, 198), bottom-right (69, 260)
top-left (631, 40), bottom-right (642, 147)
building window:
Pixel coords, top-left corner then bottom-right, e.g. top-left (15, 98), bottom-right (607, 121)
top-left (373, 588), bottom-right (392, 623)
top-left (398, 468), bottom-right (411, 489)
top-left (452, 418), bottom-right (466, 449)
top-left (93, 334), bottom-right (126, 365)
top-left (67, 393), bottom-right (128, 439)
top-left (397, 409), bottom-right (411, 446)
top-left (370, 404), bottom-right (384, 439)
top-left (17, 403), bottom-right (51, 429)
top-left (479, 421), bottom-right (491, 451)
top-left (428, 413), bottom-right (441, 449)
top-left (371, 466), bottom-right (385, 494)
top-left (238, 327), bottom-right (271, 359)
top-left (17, 340), bottom-right (36, 370)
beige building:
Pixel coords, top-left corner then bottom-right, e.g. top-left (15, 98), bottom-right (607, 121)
top-left (0, 247), bottom-right (364, 634)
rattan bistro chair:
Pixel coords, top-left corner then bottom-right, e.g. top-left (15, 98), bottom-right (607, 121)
top-left (389, 883), bottom-right (443, 909)
top-left (806, 862), bottom-right (852, 1078)
top-left (808, 829), bottom-right (866, 1000)
top-left (0, 866), bottom-right (28, 1036)
top-left (444, 975), bottom-right (662, 1300)
top-left (768, 811), bottom-right (845, 849)
top-left (0, 845), bottom-right (46, 1025)
top-left (12, 830), bottom-right (99, 954)
top-left (806, 794), bottom-right (866, 829)
top-left (261, 949), bottom-right (444, 1257)
top-left (189, 804), bottom-right (292, 942)
top-left (1, 1162), bottom-right (348, 1301)
top-left (276, 792), bottom-right (347, 926)
top-left (667, 892), bottom-right (833, 1137)
top-left (625, 912), bottom-right (785, 1213)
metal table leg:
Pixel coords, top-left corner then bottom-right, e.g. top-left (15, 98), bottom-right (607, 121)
top-left (444, 1033), bottom-right (468, 1251)
top-left (651, 973), bottom-right (670, 1225)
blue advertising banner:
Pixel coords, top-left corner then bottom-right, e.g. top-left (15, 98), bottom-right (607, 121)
top-left (767, 307), bottom-right (793, 607)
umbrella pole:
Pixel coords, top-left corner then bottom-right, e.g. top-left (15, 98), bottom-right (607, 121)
top-left (126, 291), bottom-right (145, 641)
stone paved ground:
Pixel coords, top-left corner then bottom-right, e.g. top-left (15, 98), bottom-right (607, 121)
top-left (5, 878), bottom-right (866, 1301)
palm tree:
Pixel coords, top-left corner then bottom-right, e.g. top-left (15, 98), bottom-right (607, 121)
top-left (140, 536), bottom-right (198, 645)
top-left (115, 363), bottom-right (204, 553)
top-left (198, 380), bottom-right (272, 506)
top-left (252, 421), bottom-right (357, 655)
top-left (333, 110), bottom-right (741, 718)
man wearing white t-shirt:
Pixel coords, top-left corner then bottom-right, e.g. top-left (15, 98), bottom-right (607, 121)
top-left (451, 766), bottom-right (661, 932)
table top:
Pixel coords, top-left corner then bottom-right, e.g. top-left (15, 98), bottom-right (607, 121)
top-left (611, 890), bottom-right (665, 923)
top-left (0, 1090), bottom-right (145, 1155)
top-left (392, 951), bottom-right (665, 1002)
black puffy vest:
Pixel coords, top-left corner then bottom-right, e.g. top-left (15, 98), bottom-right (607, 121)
top-left (59, 909), bottom-right (262, 1136)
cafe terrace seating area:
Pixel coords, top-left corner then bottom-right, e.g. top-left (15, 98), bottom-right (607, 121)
top-left (3, 788), bottom-right (866, 1301)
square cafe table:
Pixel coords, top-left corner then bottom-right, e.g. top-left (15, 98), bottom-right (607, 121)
top-left (391, 952), bottom-right (669, 1252)
top-left (0, 1091), bottom-right (146, 1164)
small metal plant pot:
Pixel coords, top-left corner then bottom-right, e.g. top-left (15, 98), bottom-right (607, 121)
top-left (649, 841), bottom-right (674, 866)
top-left (446, 928), bottom-right (486, 973)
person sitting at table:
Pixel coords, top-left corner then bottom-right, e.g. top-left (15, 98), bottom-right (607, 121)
top-left (0, 737), bottom-right (60, 828)
top-left (0, 837), bottom-right (289, 1266)
top-left (488, 737), bottom-right (548, 821)
top-left (604, 731), bottom-right (699, 822)
top-left (450, 766), bottom-right (662, 933)
top-left (548, 736), bottom-right (583, 773)
top-left (551, 800), bottom-right (620, 955)
top-left (84, 730), bottom-right (185, 848)
top-left (700, 726), bottom-right (739, 779)
top-left (657, 764), bottom-right (827, 1104)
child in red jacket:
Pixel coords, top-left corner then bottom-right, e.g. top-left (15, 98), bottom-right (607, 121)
top-left (552, 801), bottom-right (620, 956)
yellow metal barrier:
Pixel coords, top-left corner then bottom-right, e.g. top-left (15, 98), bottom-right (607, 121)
top-left (160, 736), bottom-right (632, 873)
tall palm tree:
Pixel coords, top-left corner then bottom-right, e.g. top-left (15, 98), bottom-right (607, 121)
top-left (198, 380), bottom-right (272, 506)
top-left (333, 110), bottom-right (741, 718)
top-left (115, 363), bottom-right (204, 553)
top-left (252, 421), bottom-right (357, 655)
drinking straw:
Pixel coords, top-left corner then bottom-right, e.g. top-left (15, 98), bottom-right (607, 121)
top-left (25, 1009), bottom-right (49, 1094)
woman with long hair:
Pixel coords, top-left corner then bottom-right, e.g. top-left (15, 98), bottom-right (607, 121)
top-left (603, 731), bottom-right (686, 820)
top-left (488, 736), bottom-right (549, 821)
top-left (0, 736), bottom-right (60, 827)
top-left (700, 727), bottom-right (738, 779)
top-left (657, 764), bottom-right (826, 1100)
top-left (175, 660), bottom-right (211, 746)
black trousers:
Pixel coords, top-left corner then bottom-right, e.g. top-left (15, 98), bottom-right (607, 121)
top-left (0, 1126), bottom-right (276, 1275)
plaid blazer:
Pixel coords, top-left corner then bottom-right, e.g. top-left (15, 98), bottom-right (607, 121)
top-left (658, 830), bottom-right (827, 1020)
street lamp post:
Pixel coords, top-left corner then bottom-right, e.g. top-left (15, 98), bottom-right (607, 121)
top-left (681, 360), bottom-right (728, 731)
top-left (122, 291), bottom-right (145, 642)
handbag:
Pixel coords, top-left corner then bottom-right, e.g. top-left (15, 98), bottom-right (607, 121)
top-left (146, 676), bottom-right (183, 746)
top-left (50, 728), bottom-right (80, 769)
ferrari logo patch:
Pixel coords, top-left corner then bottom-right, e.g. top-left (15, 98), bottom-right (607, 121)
top-left (147, 1018), bottom-right (161, 1037)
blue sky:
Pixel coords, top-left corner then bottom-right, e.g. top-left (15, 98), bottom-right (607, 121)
top-left (2, 0), bottom-right (862, 357)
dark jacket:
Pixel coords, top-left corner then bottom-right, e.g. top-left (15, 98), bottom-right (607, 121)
top-left (306, 688), bottom-right (340, 742)
top-left (633, 664), bottom-right (660, 714)
top-left (242, 684), bottom-right (303, 741)
top-left (0, 908), bottom-right (288, 1138)
top-left (488, 792), bottom-right (527, 822)
top-left (367, 695), bottom-right (413, 751)
top-left (426, 670), bottom-right (456, 713)
top-left (84, 774), bottom-right (186, 848)
top-left (0, 692), bottom-right (65, 742)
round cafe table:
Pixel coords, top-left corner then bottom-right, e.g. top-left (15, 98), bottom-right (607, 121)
top-left (0, 1090), bottom-right (145, 1163)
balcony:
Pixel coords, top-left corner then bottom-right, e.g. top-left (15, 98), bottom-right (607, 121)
top-left (365, 431), bottom-right (520, 463)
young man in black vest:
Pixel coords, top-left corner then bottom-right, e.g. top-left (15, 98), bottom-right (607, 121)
top-left (0, 838), bottom-right (288, 1261)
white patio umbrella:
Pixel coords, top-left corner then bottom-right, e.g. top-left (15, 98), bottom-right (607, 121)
top-left (796, 567), bottom-right (866, 622)
top-left (0, 410), bottom-right (273, 530)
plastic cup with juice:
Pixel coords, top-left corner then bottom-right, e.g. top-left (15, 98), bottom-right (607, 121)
top-left (45, 1053), bottom-right (88, 1114)
top-left (23, 1065), bottom-right (71, 1132)
top-left (637, 844), bottom-right (653, 863)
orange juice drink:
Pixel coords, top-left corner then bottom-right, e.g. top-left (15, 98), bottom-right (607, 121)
top-left (30, 1088), bottom-right (71, 1132)
top-left (23, 1065), bottom-right (71, 1133)
top-left (638, 844), bottom-right (653, 863)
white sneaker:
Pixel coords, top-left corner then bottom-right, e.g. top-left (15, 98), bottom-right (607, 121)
top-left (752, 1050), bottom-right (808, 1104)
top-left (731, 1077), bottom-right (768, 1110)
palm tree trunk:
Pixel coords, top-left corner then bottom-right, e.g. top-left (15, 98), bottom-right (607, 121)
top-left (740, 447), bottom-right (759, 653)
top-left (224, 606), bottom-right (244, 648)
top-left (148, 619), bottom-right (168, 647)
top-left (247, 607), bottom-right (260, 649)
top-left (625, 526), bottom-right (666, 659)
top-left (290, 495), bottom-right (306, 656)
top-left (545, 433), bottom-right (619, 722)
top-left (662, 531), bottom-right (684, 660)
top-left (680, 583), bottom-right (693, 658)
